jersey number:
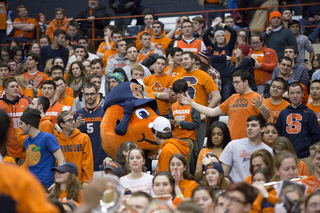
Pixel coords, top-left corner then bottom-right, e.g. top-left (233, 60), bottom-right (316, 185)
top-left (13, 118), bottom-right (20, 129)
top-left (182, 76), bottom-right (198, 100)
top-left (87, 123), bottom-right (94, 134)
top-left (286, 114), bottom-right (302, 134)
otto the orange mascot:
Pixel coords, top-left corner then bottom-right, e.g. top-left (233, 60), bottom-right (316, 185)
top-left (101, 82), bottom-right (159, 159)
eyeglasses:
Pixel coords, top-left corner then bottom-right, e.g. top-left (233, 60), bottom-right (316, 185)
top-left (232, 80), bottom-right (243, 85)
top-left (83, 92), bottom-right (97, 97)
top-left (64, 118), bottom-right (75, 123)
top-left (225, 195), bottom-right (246, 204)
top-left (270, 84), bottom-right (283, 90)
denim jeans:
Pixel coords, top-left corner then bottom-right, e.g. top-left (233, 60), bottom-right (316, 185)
top-left (298, 18), bottom-right (320, 42)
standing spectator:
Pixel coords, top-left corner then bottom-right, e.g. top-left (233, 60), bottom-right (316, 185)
top-left (307, 80), bottom-right (320, 121)
top-left (74, 83), bottom-right (108, 179)
top-left (37, 13), bottom-right (48, 37)
top-left (0, 1), bottom-right (7, 44)
top-left (102, 30), bottom-right (123, 68)
top-left (39, 29), bottom-right (69, 72)
top-left (19, 109), bottom-right (65, 188)
top-left (90, 59), bottom-right (107, 97)
top-left (202, 17), bottom-right (236, 102)
top-left (165, 47), bottom-right (184, 77)
top-left (282, 9), bottom-right (292, 29)
top-left (96, 25), bottom-right (117, 58)
top-left (144, 56), bottom-right (174, 117)
top-left (277, 82), bottom-right (320, 160)
top-left (249, 33), bottom-right (278, 93)
top-left (149, 116), bottom-right (189, 173)
top-left (138, 32), bottom-right (164, 63)
top-left (39, 35), bottom-right (51, 48)
top-left (53, 77), bottom-right (75, 108)
top-left (70, 0), bottom-right (110, 39)
top-left (288, 20), bottom-right (314, 65)
top-left (263, 11), bottom-right (298, 60)
top-left (174, 20), bottom-right (206, 55)
top-left (151, 21), bottom-right (172, 54)
top-left (0, 77), bottom-right (29, 161)
top-left (46, 8), bottom-right (68, 42)
top-left (298, 1), bottom-right (320, 43)
top-left (192, 16), bottom-right (206, 39)
top-left (66, 61), bottom-right (88, 97)
top-left (136, 13), bottom-right (159, 51)
top-left (57, 110), bottom-right (94, 183)
top-left (67, 21), bottom-right (81, 45)
top-left (12, 5), bottom-right (37, 43)
top-left (109, 0), bottom-right (141, 31)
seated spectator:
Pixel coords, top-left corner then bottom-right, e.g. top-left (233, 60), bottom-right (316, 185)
top-left (263, 11), bottom-right (297, 60)
top-left (151, 21), bottom-right (172, 54)
top-left (39, 34), bottom-right (51, 48)
top-left (165, 47), bottom-right (184, 77)
top-left (120, 148), bottom-right (153, 194)
top-left (195, 121), bottom-right (231, 182)
top-left (138, 32), bottom-right (164, 63)
top-left (191, 186), bottom-right (214, 213)
top-left (136, 13), bottom-right (157, 51)
top-left (50, 162), bottom-right (83, 203)
top-left (0, 45), bottom-right (10, 63)
top-left (70, 0), bottom-right (109, 39)
top-left (166, 15), bottom-right (190, 40)
top-left (310, 54), bottom-right (320, 81)
top-left (298, 1), bottom-right (320, 43)
top-left (202, 163), bottom-right (227, 190)
top-left (66, 20), bottom-right (81, 44)
top-left (288, 20), bottom-right (314, 65)
top-left (273, 136), bottom-right (310, 177)
top-left (105, 40), bottom-right (129, 78)
top-left (249, 33), bottom-right (278, 94)
top-left (82, 60), bottom-right (91, 74)
top-left (66, 61), bottom-right (87, 97)
top-left (96, 25), bottom-right (117, 59)
top-left (307, 80), bottom-right (320, 122)
top-left (304, 191), bottom-right (320, 212)
top-left (46, 8), bottom-right (68, 42)
top-left (227, 44), bottom-right (257, 92)
top-left (10, 45), bottom-right (24, 64)
top-left (29, 42), bottom-right (41, 55)
top-left (12, 5), bottom-right (37, 43)
top-left (39, 29), bottom-right (69, 72)
top-left (37, 13), bottom-right (48, 37)
top-left (66, 36), bottom-right (99, 71)
top-left (126, 191), bottom-right (153, 213)
top-left (123, 44), bottom-right (151, 80)
top-left (301, 146), bottom-right (320, 191)
top-left (109, 68), bottom-right (128, 91)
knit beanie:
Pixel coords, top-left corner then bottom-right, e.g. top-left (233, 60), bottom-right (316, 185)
top-left (153, 20), bottom-right (164, 31)
top-left (197, 51), bottom-right (209, 65)
top-left (20, 109), bottom-right (41, 129)
top-left (110, 72), bottom-right (125, 84)
top-left (236, 44), bottom-right (250, 56)
top-left (214, 30), bottom-right (226, 40)
top-left (269, 11), bottom-right (283, 22)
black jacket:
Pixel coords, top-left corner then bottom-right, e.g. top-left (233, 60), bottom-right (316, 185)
top-left (75, 4), bottom-right (110, 30)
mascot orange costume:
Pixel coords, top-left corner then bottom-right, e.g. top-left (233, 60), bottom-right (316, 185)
top-left (101, 82), bottom-right (159, 159)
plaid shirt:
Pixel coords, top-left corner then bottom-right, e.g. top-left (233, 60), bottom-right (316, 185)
top-left (207, 66), bottom-right (221, 92)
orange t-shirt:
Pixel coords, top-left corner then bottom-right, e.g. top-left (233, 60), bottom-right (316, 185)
top-left (21, 71), bottom-right (49, 89)
top-left (225, 32), bottom-right (231, 43)
top-left (219, 92), bottom-right (261, 140)
top-left (136, 28), bottom-right (166, 51)
top-left (46, 101), bottom-right (71, 124)
top-left (164, 66), bottom-right (185, 77)
top-left (59, 190), bottom-right (83, 204)
top-left (138, 49), bottom-right (157, 63)
top-left (58, 96), bottom-right (75, 108)
top-left (0, 162), bottom-right (58, 213)
top-left (176, 38), bottom-right (203, 55)
top-left (307, 102), bottom-right (320, 120)
top-left (174, 69), bottom-right (218, 107)
top-left (244, 175), bottom-right (252, 184)
top-left (0, 98), bottom-right (29, 158)
top-left (298, 160), bottom-right (310, 176)
top-left (179, 179), bottom-right (198, 198)
top-left (151, 36), bottom-right (172, 54)
top-left (263, 98), bottom-right (290, 123)
top-left (97, 41), bottom-right (114, 53)
top-left (4, 156), bottom-right (16, 164)
top-left (143, 73), bottom-right (174, 115)
top-left (0, 1), bottom-right (6, 30)
top-left (171, 101), bottom-right (197, 141)
top-left (23, 87), bottom-right (34, 99)
top-left (250, 50), bottom-right (265, 85)
top-left (197, 147), bottom-right (212, 163)
top-left (13, 17), bottom-right (37, 39)
top-left (301, 174), bottom-right (320, 192)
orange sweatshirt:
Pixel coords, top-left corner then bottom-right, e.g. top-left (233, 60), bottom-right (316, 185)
top-left (157, 138), bottom-right (189, 173)
top-left (57, 128), bottom-right (94, 183)
top-left (46, 16), bottom-right (68, 42)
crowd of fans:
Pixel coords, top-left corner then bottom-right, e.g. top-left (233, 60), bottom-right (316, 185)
top-left (1, 0), bottom-right (320, 213)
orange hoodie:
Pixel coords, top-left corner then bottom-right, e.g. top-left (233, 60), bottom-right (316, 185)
top-left (46, 16), bottom-right (68, 42)
top-left (157, 138), bottom-right (189, 173)
top-left (57, 128), bottom-right (93, 183)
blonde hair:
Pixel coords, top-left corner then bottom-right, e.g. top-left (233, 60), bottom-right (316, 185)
top-left (44, 59), bottom-right (53, 76)
top-left (15, 75), bottom-right (28, 91)
top-left (278, 184), bottom-right (304, 203)
top-left (273, 151), bottom-right (298, 181)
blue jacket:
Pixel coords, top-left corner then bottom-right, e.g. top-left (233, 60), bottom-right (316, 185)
top-left (277, 104), bottom-right (320, 158)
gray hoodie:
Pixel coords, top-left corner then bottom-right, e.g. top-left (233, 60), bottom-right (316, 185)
top-left (105, 54), bottom-right (129, 78)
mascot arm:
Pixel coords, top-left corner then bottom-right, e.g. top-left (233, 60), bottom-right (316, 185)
top-left (114, 99), bottom-right (135, 135)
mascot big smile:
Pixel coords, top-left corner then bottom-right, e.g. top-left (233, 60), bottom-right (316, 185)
top-left (101, 82), bottom-right (159, 159)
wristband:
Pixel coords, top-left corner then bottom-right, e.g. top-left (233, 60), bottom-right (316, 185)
top-left (176, 194), bottom-right (183, 198)
top-left (221, 23), bottom-right (226, 28)
top-left (106, 42), bottom-right (109, 44)
top-left (201, 114), bottom-right (207, 118)
top-left (258, 104), bottom-right (264, 109)
top-left (157, 92), bottom-right (160, 99)
top-left (106, 157), bottom-right (112, 161)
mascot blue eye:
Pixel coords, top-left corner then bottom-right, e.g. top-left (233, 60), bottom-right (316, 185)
top-left (135, 108), bottom-right (150, 119)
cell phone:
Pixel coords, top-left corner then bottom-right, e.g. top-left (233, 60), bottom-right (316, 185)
top-left (304, 59), bottom-right (308, 63)
top-left (206, 152), bottom-right (214, 157)
top-left (79, 113), bottom-right (83, 118)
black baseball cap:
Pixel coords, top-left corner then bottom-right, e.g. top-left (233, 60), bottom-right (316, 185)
top-left (51, 162), bottom-right (78, 177)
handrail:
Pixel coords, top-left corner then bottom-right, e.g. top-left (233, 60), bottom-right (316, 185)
top-left (5, 2), bottom-right (320, 47)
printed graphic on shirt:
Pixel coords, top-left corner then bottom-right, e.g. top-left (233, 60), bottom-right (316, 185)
top-left (151, 81), bottom-right (164, 92)
top-left (26, 144), bottom-right (41, 166)
top-left (229, 98), bottom-right (248, 109)
top-left (240, 150), bottom-right (251, 162)
top-left (286, 114), bottom-right (302, 134)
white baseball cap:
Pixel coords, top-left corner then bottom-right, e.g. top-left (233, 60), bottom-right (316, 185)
top-left (148, 116), bottom-right (171, 133)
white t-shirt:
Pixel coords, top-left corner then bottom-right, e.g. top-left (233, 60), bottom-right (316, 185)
top-left (120, 173), bottom-right (154, 195)
top-left (219, 137), bottom-right (273, 182)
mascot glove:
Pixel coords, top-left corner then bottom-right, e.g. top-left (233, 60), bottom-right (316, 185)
top-left (123, 99), bottom-right (135, 115)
